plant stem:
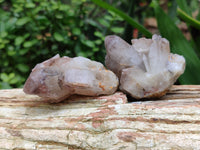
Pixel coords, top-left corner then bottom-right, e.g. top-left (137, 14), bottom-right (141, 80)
top-left (91, 0), bottom-right (152, 38)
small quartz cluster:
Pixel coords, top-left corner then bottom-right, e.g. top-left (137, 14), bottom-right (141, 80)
top-left (23, 55), bottom-right (118, 103)
top-left (105, 34), bottom-right (185, 99)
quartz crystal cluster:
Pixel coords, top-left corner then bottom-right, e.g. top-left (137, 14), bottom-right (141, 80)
top-left (23, 55), bottom-right (118, 103)
top-left (105, 34), bottom-right (185, 99)
top-left (24, 34), bottom-right (185, 102)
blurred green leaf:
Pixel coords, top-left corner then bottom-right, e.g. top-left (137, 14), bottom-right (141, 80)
top-left (53, 32), bottom-right (64, 42)
top-left (104, 15), bottom-right (113, 21)
top-left (94, 31), bottom-right (104, 38)
top-left (153, 1), bottom-right (200, 84)
top-left (0, 44), bottom-right (5, 49)
top-left (108, 11), bottom-right (123, 21)
top-left (9, 78), bottom-right (18, 84)
top-left (0, 82), bottom-right (12, 89)
top-left (111, 27), bottom-right (124, 34)
top-left (59, 5), bottom-right (70, 11)
top-left (176, 0), bottom-right (191, 16)
top-left (16, 17), bottom-right (30, 26)
top-left (177, 8), bottom-right (200, 30)
top-left (1, 73), bottom-right (9, 82)
top-left (197, 11), bottom-right (200, 20)
top-left (23, 40), bottom-right (37, 48)
top-left (93, 47), bottom-right (99, 52)
top-left (77, 51), bottom-right (87, 57)
top-left (19, 49), bottom-right (29, 55)
top-left (25, 3), bottom-right (36, 8)
top-left (15, 36), bottom-right (24, 46)
top-left (16, 64), bottom-right (29, 73)
top-left (94, 39), bottom-right (102, 45)
top-left (81, 40), bottom-right (95, 48)
top-left (7, 47), bottom-right (16, 56)
top-left (0, 31), bottom-right (8, 38)
top-left (8, 73), bottom-right (15, 79)
top-left (23, 33), bottom-right (30, 39)
top-left (92, 0), bottom-right (152, 38)
top-left (55, 13), bottom-right (63, 19)
top-left (176, 0), bottom-right (200, 56)
top-left (72, 28), bottom-right (81, 35)
top-left (86, 19), bottom-right (102, 30)
top-left (98, 18), bottom-right (110, 27)
top-left (9, 74), bottom-right (21, 85)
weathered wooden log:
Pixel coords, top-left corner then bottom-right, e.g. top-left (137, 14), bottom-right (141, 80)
top-left (0, 85), bottom-right (200, 149)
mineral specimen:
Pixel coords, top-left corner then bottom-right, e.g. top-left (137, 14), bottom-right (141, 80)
top-left (105, 34), bottom-right (185, 99)
top-left (23, 55), bottom-right (118, 103)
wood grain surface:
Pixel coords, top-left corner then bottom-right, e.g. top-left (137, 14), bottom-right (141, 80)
top-left (0, 85), bottom-right (200, 149)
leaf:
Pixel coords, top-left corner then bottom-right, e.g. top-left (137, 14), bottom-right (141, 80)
top-left (153, 1), bottom-right (200, 84)
top-left (176, 0), bottom-right (191, 16)
top-left (53, 32), bottom-right (64, 42)
top-left (16, 17), bottom-right (30, 26)
top-left (15, 36), bottom-right (24, 46)
top-left (77, 51), bottom-right (87, 57)
top-left (0, 82), bottom-right (12, 89)
top-left (55, 13), bottom-right (63, 19)
top-left (111, 27), bottom-right (124, 34)
top-left (93, 47), bottom-right (99, 52)
top-left (59, 5), bottom-right (70, 11)
top-left (9, 78), bottom-right (18, 84)
top-left (92, 0), bottom-right (152, 38)
top-left (16, 64), bottom-right (29, 73)
top-left (94, 39), bottom-right (102, 45)
top-left (98, 18), bottom-right (110, 27)
top-left (9, 74), bottom-right (21, 85)
top-left (94, 31), bottom-right (103, 38)
top-left (72, 28), bottom-right (81, 35)
top-left (0, 43), bottom-right (5, 49)
top-left (176, 1), bottom-right (200, 55)
top-left (7, 47), bottom-right (16, 56)
top-left (0, 73), bottom-right (9, 82)
top-left (23, 41), bottom-right (34, 48)
top-left (104, 15), bottom-right (113, 21)
top-left (8, 73), bottom-right (15, 79)
top-left (86, 19), bottom-right (102, 30)
top-left (81, 40), bottom-right (95, 48)
top-left (25, 3), bottom-right (36, 8)
top-left (0, 31), bottom-right (8, 38)
top-left (19, 48), bottom-right (29, 55)
top-left (177, 8), bottom-right (200, 30)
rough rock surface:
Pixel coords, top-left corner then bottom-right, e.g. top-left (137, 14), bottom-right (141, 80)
top-left (105, 34), bottom-right (185, 99)
top-left (23, 54), bottom-right (118, 103)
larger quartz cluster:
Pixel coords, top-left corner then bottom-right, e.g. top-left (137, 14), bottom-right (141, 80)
top-left (105, 34), bottom-right (185, 99)
top-left (23, 55), bottom-right (118, 103)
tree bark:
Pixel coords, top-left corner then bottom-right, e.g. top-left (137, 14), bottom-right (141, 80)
top-left (0, 85), bottom-right (200, 149)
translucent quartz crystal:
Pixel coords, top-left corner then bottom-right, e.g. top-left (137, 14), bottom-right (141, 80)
top-left (105, 34), bottom-right (185, 99)
top-left (23, 55), bottom-right (118, 103)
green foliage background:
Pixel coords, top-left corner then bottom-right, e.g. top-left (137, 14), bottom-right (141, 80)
top-left (0, 0), bottom-right (125, 89)
top-left (0, 0), bottom-right (200, 88)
